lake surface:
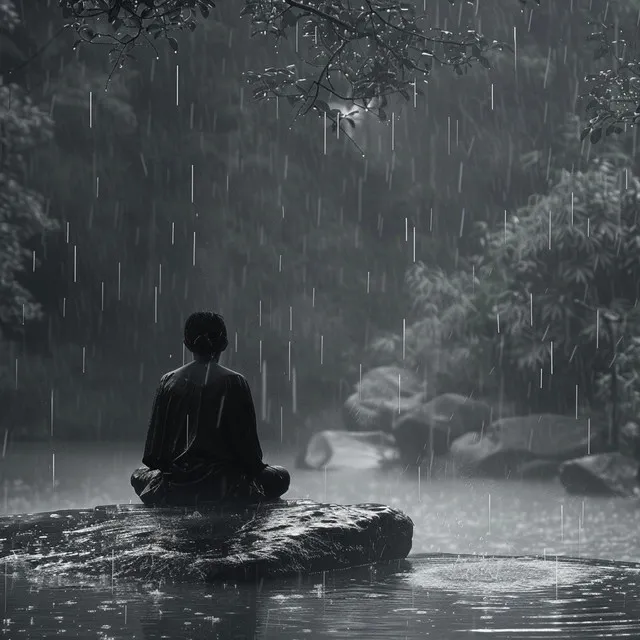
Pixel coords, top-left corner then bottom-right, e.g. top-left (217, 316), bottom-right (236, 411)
top-left (3, 555), bottom-right (640, 638)
top-left (2, 442), bottom-right (640, 638)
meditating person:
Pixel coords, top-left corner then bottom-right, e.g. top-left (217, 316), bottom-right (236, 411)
top-left (131, 311), bottom-right (290, 506)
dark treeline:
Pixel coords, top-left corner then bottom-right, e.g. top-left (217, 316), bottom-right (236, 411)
top-left (1, 0), bottom-right (639, 443)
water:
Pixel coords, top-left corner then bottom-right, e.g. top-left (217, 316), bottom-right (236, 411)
top-left (3, 556), bottom-right (640, 638)
top-left (2, 442), bottom-right (640, 638)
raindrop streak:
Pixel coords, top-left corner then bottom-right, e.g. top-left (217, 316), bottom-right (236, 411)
top-left (323, 112), bottom-right (327, 155)
top-left (575, 385), bottom-right (579, 419)
top-left (89, 90), bottom-right (93, 128)
top-left (324, 465), bottom-right (327, 502)
top-left (261, 360), bottom-right (267, 421)
top-left (175, 64), bottom-right (179, 106)
top-left (587, 418), bottom-right (591, 454)
top-left (50, 390), bottom-right (54, 437)
top-left (73, 245), bottom-right (77, 282)
top-left (292, 367), bottom-right (297, 414)
top-left (117, 262), bottom-right (122, 301)
top-left (191, 164), bottom-right (195, 203)
top-left (320, 335), bottom-right (324, 365)
top-left (571, 191), bottom-right (575, 224)
top-left (397, 372), bottom-right (402, 414)
top-left (391, 112), bottom-right (395, 151)
top-left (82, 347), bottom-right (86, 374)
top-left (402, 319), bottom-right (406, 360)
top-left (192, 232), bottom-right (196, 266)
top-left (52, 452), bottom-right (55, 491)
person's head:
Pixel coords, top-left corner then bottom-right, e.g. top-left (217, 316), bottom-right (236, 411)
top-left (183, 311), bottom-right (228, 361)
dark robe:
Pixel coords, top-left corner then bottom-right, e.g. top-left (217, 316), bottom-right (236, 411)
top-left (134, 361), bottom-right (269, 504)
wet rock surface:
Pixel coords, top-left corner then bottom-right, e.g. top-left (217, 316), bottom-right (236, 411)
top-left (0, 499), bottom-right (413, 584)
top-left (297, 430), bottom-right (400, 470)
top-left (559, 453), bottom-right (640, 497)
top-left (393, 393), bottom-right (493, 462)
top-left (343, 366), bottom-right (424, 432)
top-left (450, 414), bottom-right (607, 478)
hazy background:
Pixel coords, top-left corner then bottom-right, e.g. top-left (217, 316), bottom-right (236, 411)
top-left (1, 0), bottom-right (640, 449)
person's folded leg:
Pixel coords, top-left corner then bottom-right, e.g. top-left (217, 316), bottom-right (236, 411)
top-left (130, 467), bottom-right (166, 505)
top-left (256, 465), bottom-right (290, 500)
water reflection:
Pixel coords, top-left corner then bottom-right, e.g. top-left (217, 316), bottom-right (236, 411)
top-left (3, 555), bottom-right (640, 639)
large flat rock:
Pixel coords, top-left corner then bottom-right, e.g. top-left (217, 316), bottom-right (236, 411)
top-left (0, 499), bottom-right (413, 583)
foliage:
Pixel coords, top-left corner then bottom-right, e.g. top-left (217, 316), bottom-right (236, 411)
top-left (483, 157), bottom-right (640, 412)
top-left (0, 0), bottom-right (19, 30)
top-left (376, 156), bottom-right (640, 415)
top-left (0, 80), bottom-right (57, 328)
top-left (58, 0), bottom-right (522, 135)
top-left (596, 337), bottom-right (640, 425)
top-left (580, 6), bottom-right (640, 143)
top-left (53, 0), bottom-right (640, 145)
top-left (368, 263), bottom-right (493, 396)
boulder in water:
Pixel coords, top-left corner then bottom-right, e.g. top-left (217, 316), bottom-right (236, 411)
top-left (559, 453), bottom-right (639, 497)
top-left (621, 422), bottom-right (640, 460)
top-left (393, 393), bottom-right (493, 463)
top-left (0, 500), bottom-right (413, 584)
top-left (343, 366), bottom-right (424, 432)
top-left (297, 430), bottom-right (401, 470)
top-left (450, 414), bottom-right (607, 478)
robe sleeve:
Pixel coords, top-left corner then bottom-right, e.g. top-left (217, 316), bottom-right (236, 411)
top-left (142, 374), bottom-right (167, 470)
top-left (222, 374), bottom-right (267, 478)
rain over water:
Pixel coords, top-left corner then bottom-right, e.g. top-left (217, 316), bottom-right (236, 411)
top-left (2, 0), bottom-right (640, 637)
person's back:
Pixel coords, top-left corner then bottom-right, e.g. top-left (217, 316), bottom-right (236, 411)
top-left (130, 311), bottom-right (290, 506)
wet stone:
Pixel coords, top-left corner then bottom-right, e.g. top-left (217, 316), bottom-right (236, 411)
top-left (0, 499), bottom-right (413, 584)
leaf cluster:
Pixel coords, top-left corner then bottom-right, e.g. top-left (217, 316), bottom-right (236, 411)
top-left (580, 14), bottom-right (640, 142)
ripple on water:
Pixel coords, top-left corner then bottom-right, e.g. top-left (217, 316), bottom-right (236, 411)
top-left (404, 556), bottom-right (605, 595)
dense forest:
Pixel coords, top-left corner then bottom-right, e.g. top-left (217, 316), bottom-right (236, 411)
top-left (2, 0), bottom-right (640, 444)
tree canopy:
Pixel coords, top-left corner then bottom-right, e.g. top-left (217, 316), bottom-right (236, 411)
top-left (48, 0), bottom-right (640, 143)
